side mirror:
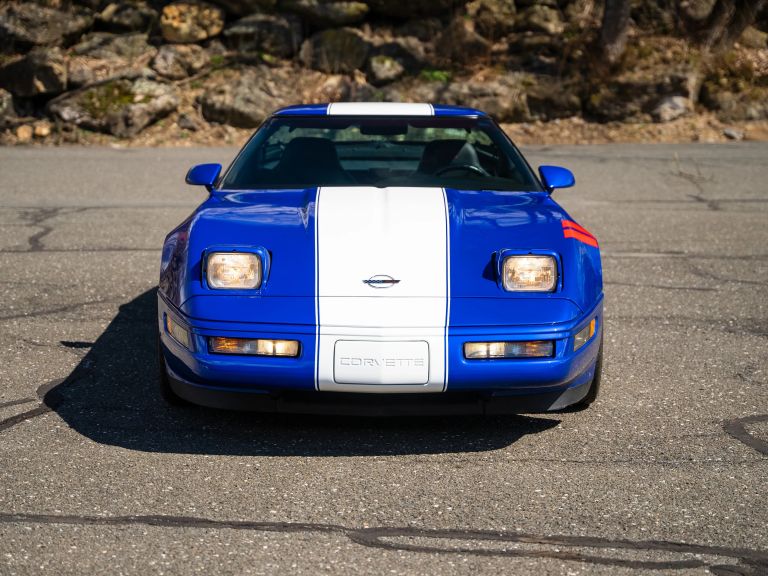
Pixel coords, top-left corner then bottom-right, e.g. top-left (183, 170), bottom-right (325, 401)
top-left (538, 165), bottom-right (575, 192)
top-left (185, 163), bottom-right (222, 189)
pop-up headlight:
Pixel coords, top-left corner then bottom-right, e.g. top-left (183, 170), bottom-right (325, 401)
top-left (207, 252), bottom-right (262, 289)
top-left (502, 255), bottom-right (557, 292)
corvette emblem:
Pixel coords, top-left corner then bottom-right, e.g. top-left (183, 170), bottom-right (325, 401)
top-left (362, 275), bottom-right (401, 288)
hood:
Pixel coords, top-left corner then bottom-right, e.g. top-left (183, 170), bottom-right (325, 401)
top-left (175, 187), bottom-right (600, 312)
top-left (186, 188), bottom-right (317, 298)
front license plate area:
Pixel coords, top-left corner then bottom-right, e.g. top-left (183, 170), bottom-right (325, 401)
top-left (333, 340), bottom-right (430, 385)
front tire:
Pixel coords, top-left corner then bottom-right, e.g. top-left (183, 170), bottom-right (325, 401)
top-left (157, 335), bottom-right (189, 406)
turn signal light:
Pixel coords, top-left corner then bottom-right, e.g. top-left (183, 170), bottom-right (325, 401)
top-left (464, 340), bottom-right (554, 359)
top-left (574, 319), bottom-right (596, 351)
top-left (209, 337), bottom-right (300, 357)
top-left (166, 315), bottom-right (191, 350)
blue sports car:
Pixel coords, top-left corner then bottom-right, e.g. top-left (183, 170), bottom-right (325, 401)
top-left (158, 102), bottom-right (603, 415)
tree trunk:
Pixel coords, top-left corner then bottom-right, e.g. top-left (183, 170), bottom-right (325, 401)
top-left (693, 0), bottom-right (766, 52)
top-left (600, 0), bottom-right (632, 64)
top-left (719, 0), bottom-right (766, 49)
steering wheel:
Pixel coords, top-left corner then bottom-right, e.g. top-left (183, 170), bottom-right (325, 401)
top-left (434, 164), bottom-right (490, 177)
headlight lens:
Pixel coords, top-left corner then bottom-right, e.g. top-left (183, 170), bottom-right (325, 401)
top-left (502, 255), bottom-right (557, 292)
top-left (207, 252), bottom-right (262, 289)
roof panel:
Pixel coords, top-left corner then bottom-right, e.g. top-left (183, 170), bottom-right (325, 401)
top-left (272, 102), bottom-right (487, 117)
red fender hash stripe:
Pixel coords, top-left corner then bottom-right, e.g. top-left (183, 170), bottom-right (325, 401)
top-left (561, 220), bottom-right (598, 248)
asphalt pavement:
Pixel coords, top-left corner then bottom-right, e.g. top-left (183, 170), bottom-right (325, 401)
top-left (0, 143), bottom-right (766, 575)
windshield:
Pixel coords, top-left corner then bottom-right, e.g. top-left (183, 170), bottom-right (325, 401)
top-left (219, 116), bottom-right (542, 191)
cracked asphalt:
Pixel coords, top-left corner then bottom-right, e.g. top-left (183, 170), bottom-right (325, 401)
top-left (0, 144), bottom-right (766, 575)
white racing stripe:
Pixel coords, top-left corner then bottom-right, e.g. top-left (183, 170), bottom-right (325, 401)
top-left (315, 187), bottom-right (449, 393)
top-left (327, 102), bottom-right (434, 116)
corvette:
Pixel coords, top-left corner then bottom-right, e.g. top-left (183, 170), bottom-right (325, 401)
top-left (157, 102), bottom-right (603, 414)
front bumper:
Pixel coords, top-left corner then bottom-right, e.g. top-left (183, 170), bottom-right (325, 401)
top-left (158, 294), bottom-right (603, 414)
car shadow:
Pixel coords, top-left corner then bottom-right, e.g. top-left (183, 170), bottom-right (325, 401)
top-left (42, 288), bottom-right (560, 456)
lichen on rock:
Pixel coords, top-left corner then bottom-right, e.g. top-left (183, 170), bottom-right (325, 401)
top-left (48, 78), bottom-right (178, 138)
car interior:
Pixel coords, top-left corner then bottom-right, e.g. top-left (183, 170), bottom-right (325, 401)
top-left (220, 118), bottom-right (541, 191)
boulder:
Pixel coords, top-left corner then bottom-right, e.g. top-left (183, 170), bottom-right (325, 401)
top-left (652, 95), bottom-right (691, 122)
top-left (48, 78), bottom-right (178, 137)
top-left (296, 69), bottom-right (376, 102)
top-left (508, 33), bottom-right (560, 56)
top-left (395, 18), bottom-right (443, 42)
top-left (382, 72), bottom-right (583, 123)
top-left (152, 44), bottom-right (210, 79)
top-left (0, 88), bottom-right (15, 127)
top-left (67, 57), bottom-right (139, 87)
top-left (0, 3), bottom-right (94, 51)
top-left (198, 66), bottom-right (376, 126)
top-left (738, 26), bottom-right (768, 49)
top-left (382, 74), bottom-right (531, 122)
top-left (371, 36), bottom-right (427, 73)
top-left (365, 0), bottom-right (468, 18)
top-left (723, 127), bottom-right (745, 140)
top-left (71, 32), bottom-right (157, 60)
top-left (16, 124), bottom-right (33, 143)
top-left (526, 76), bottom-right (582, 120)
top-left (586, 71), bottom-right (696, 122)
top-left (67, 33), bottom-right (158, 86)
top-left (223, 13), bottom-right (303, 58)
top-left (160, 2), bottom-right (225, 43)
top-left (507, 33), bottom-right (562, 73)
top-left (467, 0), bottom-right (516, 40)
top-left (701, 87), bottom-right (768, 122)
top-left (210, 0), bottom-right (277, 16)
top-left (516, 5), bottom-right (564, 35)
top-left (443, 74), bottom-right (530, 121)
top-left (280, 0), bottom-right (369, 28)
top-left (33, 120), bottom-right (52, 138)
top-left (0, 48), bottom-right (68, 98)
top-left (200, 69), bottom-right (282, 128)
top-left (434, 19), bottom-right (490, 65)
top-left (299, 28), bottom-right (370, 73)
top-left (96, 2), bottom-right (158, 33)
top-left (177, 112), bottom-right (204, 131)
top-left (367, 55), bottom-right (404, 85)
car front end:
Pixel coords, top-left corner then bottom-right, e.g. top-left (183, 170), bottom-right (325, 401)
top-left (157, 103), bottom-right (604, 414)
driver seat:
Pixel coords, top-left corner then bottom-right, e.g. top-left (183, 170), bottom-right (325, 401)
top-left (417, 139), bottom-right (481, 174)
top-left (273, 137), bottom-right (351, 184)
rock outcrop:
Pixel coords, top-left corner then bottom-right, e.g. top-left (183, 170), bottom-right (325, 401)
top-left (281, 0), bottom-right (369, 28)
top-left (0, 48), bottom-right (68, 98)
top-left (0, 4), bottom-right (93, 51)
top-left (223, 14), bottom-right (303, 59)
top-left (48, 78), bottom-right (178, 137)
top-left (300, 28), bottom-right (370, 73)
top-left (200, 69), bottom-right (283, 128)
top-left (0, 0), bottom-right (765, 144)
top-left (152, 44), bottom-right (210, 80)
